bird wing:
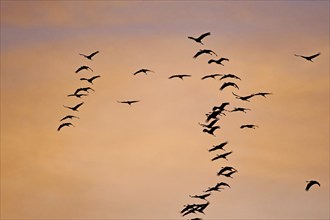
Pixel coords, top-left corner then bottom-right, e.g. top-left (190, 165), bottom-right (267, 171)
top-left (75, 102), bottom-right (84, 109)
top-left (169, 75), bottom-right (178, 79)
top-left (75, 67), bottom-right (84, 73)
top-left (89, 51), bottom-right (99, 57)
top-left (79, 53), bottom-right (87, 57)
top-left (193, 50), bottom-right (204, 59)
top-left (308, 52), bottom-right (321, 59)
top-left (198, 32), bottom-right (211, 40)
top-left (208, 59), bottom-right (215, 64)
top-left (220, 57), bottom-right (229, 62)
top-left (60, 116), bottom-right (69, 121)
top-left (90, 75), bottom-right (101, 80)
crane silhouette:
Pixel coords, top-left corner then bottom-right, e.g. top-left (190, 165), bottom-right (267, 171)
top-left (75, 66), bottom-right (93, 73)
top-left (189, 193), bottom-right (211, 201)
top-left (169, 74), bottom-right (191, 80)
top-left (215, 182), bottom-right (231, 188)
top-left (305, 180), bottom-right (320, 191)
top-left (220, 74), bottom-right (241, 81)
top-left (188, 32), bottom-right (211, 45)
top-left (199, 119), bottom-right (219, 128)
top-left (57, 122), bottom-right (74, 131)
top-left (295, 52), bottom-right (320, 62)
top-left (232, 92), bottom-right (256, 102)
top-left (201, 73), bottom-right (222, 80)
top-left (219, 170), bottom-right (237, 178)
top-left (193, 49), bottom-right (217, 58)
top-left (208, 57), bottom-right (229, 66)
top-left (80, 75), bottom-right (101, 84)
top-left (79, 51), bottom-right (99, 60)
top-left (211, 151), bottom-right (233, 161)
top-left (220, 82), bottom-right (239, 91)
top-left (74, 87), bottom-right (95, 94)
top-left (67, 93), bottom-right (88, 98)
top-left (60, 115), bottom-right (79, 121)
top-left (208, 141), bottom-right (228, 152)
top-left (203, 126), bottom-right (220, 136)
top-left (63, 102), bottom-right (84, 112)
top-left (217, 167), bottom-right (237, 176)
top-left (117, 100), bottom-right (140, 106)
top-left (133, 69), bottom-right (154, 75)
top-left (230, 107), bottom-right (251, 113)
top-left (240, 124), bottom-right (258, 129)
top-left (254, 92), bottom-right (273, 98)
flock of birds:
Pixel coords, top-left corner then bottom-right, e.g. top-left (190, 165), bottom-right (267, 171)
top-left (57, 31), bottom-right (322, 218)
top-left (57, 51), bottom-right (100, 131)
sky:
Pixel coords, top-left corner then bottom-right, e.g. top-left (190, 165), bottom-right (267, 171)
top-left (1, 1), bottom-right (329, 219)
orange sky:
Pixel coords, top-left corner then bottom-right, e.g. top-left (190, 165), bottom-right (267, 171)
top-left (1, 1), bottom-right (329, 219)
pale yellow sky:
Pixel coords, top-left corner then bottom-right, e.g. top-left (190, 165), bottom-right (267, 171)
top-left (1, 1), bottom-right (329, 219)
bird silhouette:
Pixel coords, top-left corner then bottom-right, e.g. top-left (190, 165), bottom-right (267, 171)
top-left (254, 92), bottom-right (273, 98)
top-left (220, 82), bottom-right (239, 91)
top-left (232, 92), bottom-right (256, 102)
top-left (169, 74), bottom-right (191, 80)
top-left (190, 218), bottom-right (203, 220)
top-left (305, 180), bottom-right (320, 191)
top-left (79, 51), bottom-right (99, 60)
top-left (182, 208), bottom-right (196, 217)
top-left (195, 202), bottom-right (209, 215)
top-left (199, 119), bottom-right (219, 128)
top-left (63, 102), bottom-right (84, 112)
top-left (204, 184), bottom-right (224, 193)
top-left (220, 74), bottom-right (241, 81)
top-left (57, 122), bottom-right (74, 131)
top-left (193, 49), bottom-right (217, 58)
top-left (201, 73), bottom-right (222, 80)
top-left (217, 167), bottom-right (237, 176)
top-left (230, 107), bottom-right (251, 113)
top-left (60, 115), bottom-right (79, 121)
top-left (80, 75), bottom-right (101, 84)
top-left (181, 204), bottom-right (196, 214)
top-left (117, 100), bottom-right (140, 106)
top-left (189, 193), bottom-right (211, 201)
top-left (75, 66), bottom-right (93, 73)
top-left (133, 69), bottom-right (154, 75)
top-left (211, 151), bottom-right (233, 161)
top-left (220, 170), bottom-right (237, 178)
top-left (295, 52), bottom-right (320, 62)
top-left (67, 93), bottom-right (88, 98)
top-left (75, 87), bottom-right (95, 94)
top-left (208, 141), bottom-right (228, 152)
top-left (208, 57), bottom-right (229, 66)
top-left (203, 126), bottom-right (220, 136)
top-left (205, 110), bottom-right (222, 122)
top-left (188, 32), bottom-right (211, 45)
top-left (240, 124), bottom-right (258, 129)
top-left (216, 182), bottom-right (231, 188)
top-left (212, 102), bottom-right (230, 112)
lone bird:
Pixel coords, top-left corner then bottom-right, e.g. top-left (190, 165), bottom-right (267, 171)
top-left (80, 75), bottom-right (101, 84)
top-left (255, 92), bottom-right (273, 98)
top-left (133, 69), bottom-right (154, 75)
top-left (203, 126), bottom-right (220, 136)
top-left (75, 66), bottom-right (93, 73)
top-left (193, 49), bottom-right (217, 58)
top-left (199, 119), bottom-right (219, 128)
top-left (220, 170), bottom-right (237, 178)
top-left (220, 82), bottom-right (239, 91)
top-left (57, 122), bottom-right (74, 131)
top-left (79, 51), bottom-right (99, 60)
top-left (188, 32), bottom-right (211, 45)
top-left (295, 52), bottom-right (320, 62)
top-left (208, 57), bottom-right (229, 66)
top-left (220, 74), bottom-right (241, 81)
top-left (189, 193), bottom-right (211, 201)
top-left (169, 74), bottom-right (191, 80)
top-left (63, 102), bottom-right (84, 112)
top-left (217, 167), bottom-right (237, 176)
top-left (211, 151), bottom-right (233, 161)
top-left (232, 92), bottom-right (256, 102)
top-left (208, 141), bottom-right (228, 152)
top-left (305, 180), bottom-right (320, 191)
top-left (215, 182), bottom-right (231, 188)
top-left (240, 124), bottom-right (258, 129)
top-left (230, 107), bottom-right (251, 113)
top-left (201, 73), bottom-right (222, 80)
top-left (60, 115), bottom-right (79, 121)
top-left (117, 100), bottom-right (140, 106)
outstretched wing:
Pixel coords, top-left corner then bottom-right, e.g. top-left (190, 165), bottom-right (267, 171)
top-left (198, 32), bottom-right (211, 40)
top-left (75, 66), bottom-right (84, 73)
top-left (89, 51), bottom-right (99, 58)
top-left (308, 52), bottom-right (321, 60)
top-left (193, 50), bottom-right (204, 59)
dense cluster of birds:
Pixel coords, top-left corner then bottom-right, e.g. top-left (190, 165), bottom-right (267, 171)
top-left (57, 51), bottom-right (100, 131)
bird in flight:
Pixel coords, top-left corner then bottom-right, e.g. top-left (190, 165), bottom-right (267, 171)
top-left (117, 100), bottom-right (140, 106)
top-left (189, 193), bottom-right (211, 201)
top-left (220, 170), bottom-right (237, 178)
top-left (67, 93), bottom-right (88, 98)
top-left (240, 124), bottom-right (258, 129)
top-left (211, 151), bottom-right (233, 161)
top-left (295, 52), bottom-right (320, 62)
top-left (133, 69), bottom-right (154, 75)
top-left (75, 66), bottom-right (93, 73)
top-left (232, 92), bottom-right (256, 102)
top-left (75, 87), bottom-right (95, 94)
top-left (204, 184), bottom-right (224, 193)
top-left (188, 32), bottom-right (211, 45)
top-left (201, 73), bottom-right (222, 80)
top-left (169, 74), bottom-right (191, 80)
top-left (230, 107), bottom-right (251, 113)
top-left (63, 102), bottom-right (84, 112)
top-left (80, 75), bottom-right (101, 85)
top-left (60, 115), bottom-right (79, 121)
top-left (220, 74), bottom-right (241, 81)
top-left (305, 180), bottom-right (320, 191)
top-left (208, 141), bottom-right (228, 152)
top-left (57, 122), bottom-right (74, 131)
top-left (212, 102), bottom-right (230, 112)
top-left (220, 82), bottom-right (239, 91)
top-left (203, 126), bottom-right (220, 136)
top-left (193, 49), bottom-right (217, 59)
top-left (199, 119), bottom-right (219, 128)
top-left (217, 166), bottom-right (237, 176)
top-left (79, 51), bottom-right (99, 60)
top-left (208, 57), bottom-right (229, 66)
top-left (254, 92), bottom-right (273, 98)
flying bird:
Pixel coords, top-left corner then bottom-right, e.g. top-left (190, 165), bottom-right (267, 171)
top-left (295, 52), bottom-right (320, 62)
top-left (208, 141), bottom-right (228, 152)
top-left (75, 87), bottom-right (95, 94)
top-left (75, 66), bottom-right (93, 73)
top-left (230, 107), bottom-right (251, 113)
top-left (217, 167), bottom-right (237, 176)
top-left (201, 73), bottom-right (222, 80)
top-left (205, 110), bottom-right (222, 122)
top-left (305, 180), bottom-right (320, 191)
top-left (188, 32), bottom-right (211, 45)
top-left (133, 69), bottom-right (154, 75)
top-left (193, 49), bottom-right (217, 58)
top-left (57, 122), bottom-right (74, 131)
top-left (169, 74), bottom-right (191, 80)
top-left (220, 82), bottom-right (239, 91)
top-left (232, 92), bottom-right (256, 102)
top-left (63, 102), bottom-right (84, 112)
top-left (204, 184), bottom-right (224, 193)
top-left (220, 74), bottom-right (241, 81)
top-left (80, 75), bottom-right (101, 84)
top-left (216, 182), bottom-right (231, 188)
top-left (67, 93), bottom-right (88, 98)
top-left (189, 193), bottom-right (211, 201)
top-left (254, 92), bottom-right (273, 98)
top-left (60, 115), bottom-right (79, 121)
top-left (208, 57), bottom-right (229, 66)
top-left (79, 51), bottom-right (99, 60)
top-left (203, 126), bottom-right (220, 136)
top-left (240, 124), bottom-right (258, 129)
top-left (212, 102), bottom-right (230, 112)
top-left (220, 170), bottom-right (237, 178)
top-left (199, 119), bottom-right (219, 128)
top-left (211, 151), bottom-right (233, 161)
top-left (117, 100), bottom-right (140, 106)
